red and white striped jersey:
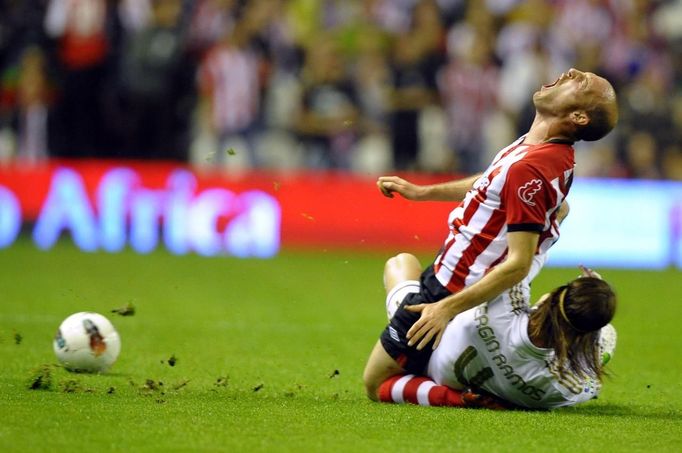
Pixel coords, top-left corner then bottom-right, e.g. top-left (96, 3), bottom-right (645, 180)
top-left (429, 136), bottom-right (575, 295)
top-left (198, 44), bottom-right (260, 134)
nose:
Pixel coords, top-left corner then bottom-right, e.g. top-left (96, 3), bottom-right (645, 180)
top-left (568, 68), bottom-right (583, 78)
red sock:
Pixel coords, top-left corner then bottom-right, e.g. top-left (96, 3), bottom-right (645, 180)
top-left (378, 374), bottom-right (465, 407)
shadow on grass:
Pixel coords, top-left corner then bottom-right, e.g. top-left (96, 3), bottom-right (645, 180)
top-left (556, 403), bottom-right (682, 421)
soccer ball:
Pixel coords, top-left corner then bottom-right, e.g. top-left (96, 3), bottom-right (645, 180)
top-left (598, 323), bottom-right (617, 366)
top-left (53, 312), bottom-right (121, 373)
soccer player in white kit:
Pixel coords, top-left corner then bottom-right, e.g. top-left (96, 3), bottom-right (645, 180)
top-left (368, 252), bottom-right (616, 410)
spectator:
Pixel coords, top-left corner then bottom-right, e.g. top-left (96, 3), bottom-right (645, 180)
top-left (292, 34), bottom-right (360, 169)
top-left (623, 131), bottom-right (661, 180)
top-left (0, 0), bottom-right (676, 180)
top-left (349, 27), bottom-right (393, 172)
top-left (386, 0), bottom-right (444, 171)
top-left (118, 0), bottom-right (152, 33)
top-left (439, 10), bottom-right (499, 172)
top-left (0, 0), bottom-right (50, 71)
top-left (192, 13), bottom-right (263, 169)
top-left (44, 0), bottom-right (118, 158)
top-left (186, 0), bottom-right (236, 61)
top-left (115, 0), bottom-right (189, 160)
top-left (0, 46), bottom-right (53, 163)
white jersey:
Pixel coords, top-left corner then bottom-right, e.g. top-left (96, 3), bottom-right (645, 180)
top-left (426, 268), bottom-right (601, 409)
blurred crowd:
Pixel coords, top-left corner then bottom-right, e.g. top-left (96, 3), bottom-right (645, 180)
top-left (0, 0), bottom-right (681, 178)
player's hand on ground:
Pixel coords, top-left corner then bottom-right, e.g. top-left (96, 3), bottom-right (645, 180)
top-left (404, 301), bottom-right (451, 350)
top-left (377, 176), bottom-right (423, 200)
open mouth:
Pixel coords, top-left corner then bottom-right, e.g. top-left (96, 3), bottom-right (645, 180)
top-left (542, 73), bottom-right (565, 89)
top-left (542, 77), bottom-right (560, 89)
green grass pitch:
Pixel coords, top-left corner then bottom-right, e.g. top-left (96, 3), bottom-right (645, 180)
top-left (1, 239), bottom-right (681, 452)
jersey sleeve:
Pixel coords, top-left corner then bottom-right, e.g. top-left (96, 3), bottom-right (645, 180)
top-left (543, 375), bottom-right (601, 409)
top-left (502, 161), bottom-right (552, 233)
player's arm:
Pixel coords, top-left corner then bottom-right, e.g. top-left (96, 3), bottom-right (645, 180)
top-left (377, 174), bottom-right (482, 202)
top-left (405, 231), bottom-right (539, 350)
top-left (557, 200), bottom-right (569, 224)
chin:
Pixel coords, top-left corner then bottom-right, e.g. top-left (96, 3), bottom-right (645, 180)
top-left (532, 91), bottom-right (541, 107)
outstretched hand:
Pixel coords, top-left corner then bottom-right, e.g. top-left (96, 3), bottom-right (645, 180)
top-left (579, 265), bottom-right (602, 279)
top-left (404, 300), bottom-right (452, 350)
top-left (377, 176), bottom-right (423, 200)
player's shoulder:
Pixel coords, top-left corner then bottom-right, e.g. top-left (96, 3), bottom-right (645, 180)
top-left (522, 141), bottom-right (573, 159)
top-left (508, 142), bottom-right (574, 177)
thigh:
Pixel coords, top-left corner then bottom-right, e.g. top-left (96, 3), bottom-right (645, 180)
top-left (363, 340), bottom-right (405, 400)
top-left (380, 292), bottom-right (436, 375)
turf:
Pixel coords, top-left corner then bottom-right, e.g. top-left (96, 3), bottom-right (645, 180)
top-left (1, 239), bottom-right (681, 452)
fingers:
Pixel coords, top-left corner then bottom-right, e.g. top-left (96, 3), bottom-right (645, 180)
top-left (578, 264), bottom-right (603, 280)
top-left (376, 180), bottom-right (394, 198)
top-left (404, 303), bottom-right (425, 313)
top-left (406, 312), bottom-right (426, 346)
top-left (408, 323), bottom-right (441, 351)
top-left (377, 176), bottom-right (408, 199)
top-left (405, 311), bottom-right (434, 351)
top-left (378, 176), bottom-right (402, 185)
top-left (407, 323), bottom-right (428, 348)
top-left (416, 329), bottom-right (435, 351)
top-left (432, 330), bottom-right (444, 350)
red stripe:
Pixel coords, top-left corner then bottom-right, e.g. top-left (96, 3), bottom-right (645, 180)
top-left (402, 376), bottom-right (429, 404)
top-left (428, 385), bottom-right (464, 406)
top-left (440, 146), bottom-right (526, 292)
top-left (434, 235), bottom-right (456, 274)
top-left (378, 375), bottom-right (404, 403)
top-left (447, 203), bottom-right (506, 293)
top-left (437, 162), bottom-right (508, 290)
top-left (495, 142), bottom-right (525, 163)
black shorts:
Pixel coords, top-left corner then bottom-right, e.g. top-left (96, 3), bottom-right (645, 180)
top-left (379, 291), bottom-right (437, 375)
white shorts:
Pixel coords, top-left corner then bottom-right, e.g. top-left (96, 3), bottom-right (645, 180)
top-left (385, 280), bottom-right (420, 320)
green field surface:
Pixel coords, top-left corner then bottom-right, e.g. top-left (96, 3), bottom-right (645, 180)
top-left (1, 239), bottom-right (681, 452)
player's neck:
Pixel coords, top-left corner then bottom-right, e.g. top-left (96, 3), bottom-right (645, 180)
top-left (524, 114), bottom-right (574, 146)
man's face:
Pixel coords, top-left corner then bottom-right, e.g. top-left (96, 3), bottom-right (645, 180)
top-left (532, 68), bottom-right (611, 116)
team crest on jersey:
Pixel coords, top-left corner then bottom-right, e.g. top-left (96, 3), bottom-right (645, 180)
top-left (517, 179), bottom-right (543, 206)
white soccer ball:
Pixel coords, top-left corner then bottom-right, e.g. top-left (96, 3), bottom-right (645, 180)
top-left (53, 312), bottom-right (121, 373)
top-left (598, 323), bottom-right (617, 366)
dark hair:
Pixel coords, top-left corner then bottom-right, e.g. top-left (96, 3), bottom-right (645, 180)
top-left (575, 103), bottom-right (616, 142)
top-left (529, 277), bottom-right (616, 380)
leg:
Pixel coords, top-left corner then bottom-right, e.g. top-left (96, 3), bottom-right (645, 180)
top-left (363, 253), bottom-right (423, 400)
top-left (383, 253), bottom-right (422, 293)
top-left (363, 340), bottom-right (405, 401)
top-left (365, 254), bottom-right (515, 410)
top-left (363, 341), bottom-right (475, 408)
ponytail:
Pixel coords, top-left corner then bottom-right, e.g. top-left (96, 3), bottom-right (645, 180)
top-left (530, 277), bottom-right (616, 380)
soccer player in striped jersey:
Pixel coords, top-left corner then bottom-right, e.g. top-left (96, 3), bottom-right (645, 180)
top-left (375, 68), bottom-right (617, 359)
top-left (363, 252), bottom-right (616, 410)
top-left (363, 68), bottom-right (618, 407)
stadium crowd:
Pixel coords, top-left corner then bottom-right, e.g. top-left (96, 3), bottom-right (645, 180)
top-left (0, 0), bottom-right (680, 178)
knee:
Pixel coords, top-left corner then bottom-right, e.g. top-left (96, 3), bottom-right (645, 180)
top-left (384, 253), bottom-right (421, 289)
top-left (363, 369), bottom-right (380, 402)
top-left (384, 255), bottom-right (399, 274)
top-left (385, 252), bottom-right (419, 274)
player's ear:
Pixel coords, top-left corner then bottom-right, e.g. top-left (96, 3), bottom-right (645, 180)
top-left (570, 110), bottom-right (589, 127)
